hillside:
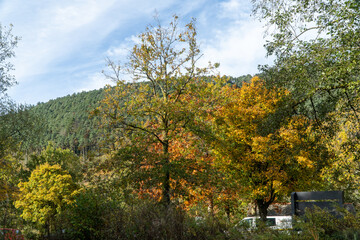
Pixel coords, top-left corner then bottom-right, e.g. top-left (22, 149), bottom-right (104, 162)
top-left (29, 88), bottom-right (105, 155)
top-left (27, 75), bottom-right (252, 156)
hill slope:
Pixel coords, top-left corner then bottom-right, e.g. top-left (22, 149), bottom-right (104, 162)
top-left (28, 75), bottom-right (252, 155)
top-left (30, 88), bottom-right (105, 155)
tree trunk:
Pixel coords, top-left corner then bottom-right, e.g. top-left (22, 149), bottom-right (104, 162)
top-left (256, 198), bottom-right (271, 222)
top-left (225, 203), bottom-right (231, 221)
top-left (162, 140), bottom-right (171, 206)
top-left (45, 220), bottom-right (50, 240)
top-left (256, 187), bottom-right (276, 222)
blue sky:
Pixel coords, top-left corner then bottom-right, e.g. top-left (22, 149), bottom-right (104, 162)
top-left (1, 0), bottom-right (272, 105)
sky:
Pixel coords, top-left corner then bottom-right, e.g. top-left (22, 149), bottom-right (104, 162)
top-left (1, 0), bottom-right (272, 105)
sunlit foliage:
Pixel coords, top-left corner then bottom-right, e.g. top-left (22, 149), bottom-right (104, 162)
top-left (209, 76), bottom-right (331, 220)
top-left (15, 163), bottom-right (80, 234)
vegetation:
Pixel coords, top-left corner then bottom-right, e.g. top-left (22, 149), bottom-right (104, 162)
top-left (0, 2), bottom-right (359, 239)
top-left (27, 88), bottom-right (105, 155)
top-left (95, 15), bottom-right (224, 206)
top-left (15, 163), bottom-right (80, 238)
top-left (207, 76), bottom-right (331, 221)
top-left (252, 0), bottom-right (360, 204)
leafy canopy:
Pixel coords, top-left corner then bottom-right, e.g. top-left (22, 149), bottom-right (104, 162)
top-left (209, 77), bottom-right (331, 220)
top-left (15, 163), bottom-right (80, 225)
top-left (252, 0), bottom-right (360, 126)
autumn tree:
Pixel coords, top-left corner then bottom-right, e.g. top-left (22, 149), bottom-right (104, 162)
top-left (252, 0), bottom-right (360, 204)
top-left (96, 15), bottom-right (220, 205)
top-left (209, 77), bottom-right (331, 221)
top-left (15, 163), bottom-right (80, 237)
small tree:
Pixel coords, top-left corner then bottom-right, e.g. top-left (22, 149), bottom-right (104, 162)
top-left (15, 163), bottom-right (80, 237)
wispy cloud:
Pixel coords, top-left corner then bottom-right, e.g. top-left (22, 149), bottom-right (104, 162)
top-left (77, 72), bottom-right (113, 93)
top-left (2, 0), bottom-right (270, 104)
top-left (197, 0), bottom-right (271, 76)
top-left (4, 0), bottom-right (137, 80)
top-left (200, 19), bottom-right (271, 76)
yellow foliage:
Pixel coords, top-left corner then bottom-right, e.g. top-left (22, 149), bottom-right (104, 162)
top-left (210, 76), bottom-right (329, 206)
top-left (15, 163), bottom-right (80, 225)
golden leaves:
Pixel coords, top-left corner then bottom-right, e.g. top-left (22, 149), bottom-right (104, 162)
top-left (210, 76), bottom-right (327, 203)
top-left (15, 163), bottom-right (80, 225)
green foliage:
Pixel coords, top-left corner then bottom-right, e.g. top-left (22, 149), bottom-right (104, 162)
top-left (227, 74), bottom-right (252, 87)
top-left (65, 188), bottom-right (113, 240)
top-left (294, 207), bottom-right (360, 240)
top-left (28, 88), bottom-right (105, 155)
top-left (85, 200), bottom-right (229, 240)
top-left (228, 208), bottom-right (360, 240)
top-left (62, 173), bottom-right (127, 240)
top-left (0, 103), bottom-right (38, 229)
top-left (24, 142), bottom-right (81, 181)
top-left (0, 24), bottom-right (19, 95)
top-left (0, 104), bottom-right (39, 156)
top-left (252, 0), bottom-right (360, 127)
top-left (15, 163), bottom-right (80, 229)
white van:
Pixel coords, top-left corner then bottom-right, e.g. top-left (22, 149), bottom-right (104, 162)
top-left (241, 216), bottom-right (292, 230)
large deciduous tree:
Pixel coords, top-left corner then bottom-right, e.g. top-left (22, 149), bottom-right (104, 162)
top-left (210, 77), bottom-right (331, 221)
top-left (252, 0), bottom-right (360, 203)
top-left (96, 15), bottom-right (219, 205)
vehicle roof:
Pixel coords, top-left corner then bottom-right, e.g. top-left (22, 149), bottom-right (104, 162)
top-left (243, 216), bottom-right (291, 219)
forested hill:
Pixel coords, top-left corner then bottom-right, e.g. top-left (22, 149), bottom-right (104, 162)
top-left (29, 88), bottom-right (105, 155)
top-left (27, 75), bottom-right (252, 155)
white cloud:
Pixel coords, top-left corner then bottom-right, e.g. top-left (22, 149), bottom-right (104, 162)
top-left (4, 0), bottom-right (173, 83)
top-left (5, 0), bottom-right (119, 81)
top-left (192, 0), bottom-right (271, 77)
top-left (106, 35), bottom-right (140, 59)
top-left (200, 19), bottom-right (272, 76)
top-left (219, 0), bottom-right (251, 20)
top-left (2, 0), bottom-right (272, 104)
top-left (76, 72), bottom-right (114, 93)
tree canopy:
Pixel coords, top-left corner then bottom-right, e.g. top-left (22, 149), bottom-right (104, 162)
top-left (252, 0), bottom-right (360, 204)
top-left (252, 0), bottom-right (360, 126)
top-left (15, 163), bottom-right (80, 235)
top-left (208, 76), bottom-right (331, 220)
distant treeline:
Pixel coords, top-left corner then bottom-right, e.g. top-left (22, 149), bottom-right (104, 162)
top-left (27, 75), bottom-right (252, 155)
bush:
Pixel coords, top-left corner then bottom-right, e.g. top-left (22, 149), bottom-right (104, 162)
top-left (230, 207), bottom-right (360, 240)
top-left (99, 200), bottom-right (229, 240)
